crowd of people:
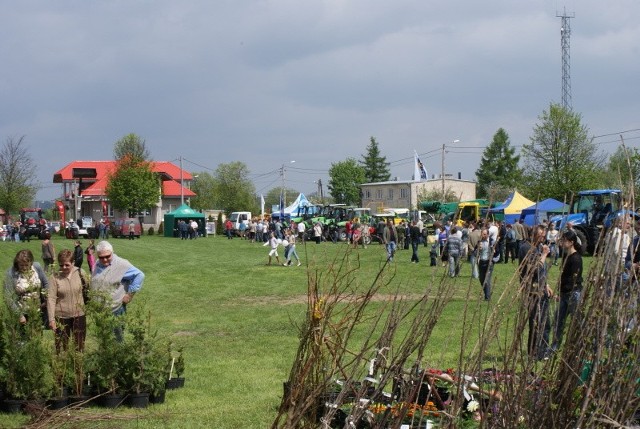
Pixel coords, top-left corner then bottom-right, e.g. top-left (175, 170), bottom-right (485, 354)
top-left (3, 240), bottom-right (145, 351)
top-left (243, 213), bottom-right (634, 361)
top-left (177, 219), bottom-right (201, 240)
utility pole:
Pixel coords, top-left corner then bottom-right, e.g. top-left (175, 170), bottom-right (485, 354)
top-left (441, 143), bottom-right (446, 197)
top-left (280, 160), bottom-right (295, 207)
top-left (317, 179), bottom-right (324, 203)
top-left (180, 156), bottom-right (184, 206)
top-left (441, 139), bottom-right (460, 198)
top-left (280, 163), bottom-right (286, 206)
top-left (557, 7), bottom-right (574, 111)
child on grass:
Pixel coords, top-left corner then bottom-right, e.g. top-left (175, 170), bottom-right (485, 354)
top-left (263, 232), bottom-right (281, 266)
top-left (430, 244), bottom-right (438, 266)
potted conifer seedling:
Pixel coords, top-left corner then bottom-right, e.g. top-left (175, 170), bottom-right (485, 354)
top-left (166, 345), bottom-right (185, 389)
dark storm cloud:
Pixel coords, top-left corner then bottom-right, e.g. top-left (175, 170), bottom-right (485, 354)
top-left (0, 1), bottom-right (637, 200)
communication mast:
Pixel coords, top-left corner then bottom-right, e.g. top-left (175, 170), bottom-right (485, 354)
top-left (557, 7), bottom-right (575, 110)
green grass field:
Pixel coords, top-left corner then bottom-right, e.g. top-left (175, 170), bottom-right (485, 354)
top-left (0, 235), bottom-right (563, 428)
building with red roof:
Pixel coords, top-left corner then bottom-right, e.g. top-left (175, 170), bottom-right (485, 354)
top-left (53, 160), bottom-right (197, 228)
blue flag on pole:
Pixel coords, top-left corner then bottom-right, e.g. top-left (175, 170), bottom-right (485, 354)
top-left (414, 151), bottom-right (428, 181)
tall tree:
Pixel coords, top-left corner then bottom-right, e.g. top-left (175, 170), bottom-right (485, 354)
top-left (189, 172), bottom-right (217, 210)
top-left (106, 154), bottom-right (161, 216)
top-left (264, 187), bottom-right (299, 211)
top-left (212, 162), bottom-right (258, 214)
top-left (606, 145), bottom-right (640, 197)
top-left (0, 136), bottom-right (39, 215)
top-left (328, 158), bottom-right (366, 205)
top-left (360, 137), bottom-right (391, 183)
top-left (475, 128), bottom-right (522, 198)
top-left (521, 103), bottom-right (603, 201)
top-left (114, 133), bottom-right (150, 161)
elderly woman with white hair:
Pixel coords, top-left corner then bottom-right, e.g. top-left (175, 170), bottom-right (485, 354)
top-left (91, 241), bottom-right (145, 322)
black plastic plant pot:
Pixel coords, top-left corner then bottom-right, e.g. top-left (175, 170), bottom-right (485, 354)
top-left (47, 397), bottom-right (69, 410)
top-left (1, 399), bottom-right (25, 413)
top-left (127, 392), bottom-right (150, 408)
top-left (97, 393), bottom-right (125, 408)
top-left (68, 395), bottom-right (92, 407)
top-left (149, 391), bottom-right (166, 404)
top-left (166, 377), bottom-right (185, 389)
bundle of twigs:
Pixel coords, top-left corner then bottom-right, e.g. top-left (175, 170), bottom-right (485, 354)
top-left (272, 245), bottom-right (459, 429)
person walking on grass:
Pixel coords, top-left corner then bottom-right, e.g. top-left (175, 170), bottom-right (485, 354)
top-left (445, 227), bottom-right (463, 277)
top-left (283, 230), bottom-right (301, 267)
top-left (73, 240), bottom-right (84, 269)
top-left (297, 220), bottom-right (306, 242)
top-left (551, 230), bottom-right (583, 352)
top-left (85, 239), bottom-right (96, 272)
top-left (128, 221), bottom-right (136, 240)
top-left (313, 222), bottom-right (323, 244)
top-left (92, 241), bottom-right (144, 315)
top-left (477, 229), bottom-right (494, 300)
top-left (468, 222), bottom-right (481, 279)
top-left (519, 224), bottom-right (553, 360)
top-left (41, 232), bottom-right (56, 273)
top-left (264, 232), bottom-right (281, 265)
top-left (505, 224), bottom-right (518, 264)
top-left (225, 218), bottom-right (233, 239)
top-left (383, 220), bottom-right (397, 262)
top-left (546, 222), bottom-right (559, 266)
top-left (48, 250), bottom-right (89, 352)
top-left (4, 249), bottom-right (49, 328)
top-left (409, 220), bottom-right (421, 263)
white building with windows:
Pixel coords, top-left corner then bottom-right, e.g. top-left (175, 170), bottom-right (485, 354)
top-left (360, 178), bottom-right (476, 212)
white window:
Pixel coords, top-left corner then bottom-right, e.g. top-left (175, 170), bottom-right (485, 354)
top-left (388, 189), bottom-right (394, 200)
top-left (400, 188), bottom-right (409, 199)
top-left (376, 189), bottom-right (383, 199)
top-left (365, 190), bottom-right (371, 199)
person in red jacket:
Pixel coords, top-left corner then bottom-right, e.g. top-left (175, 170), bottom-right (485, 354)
top-left (225, 219), bottom-right (233, 240)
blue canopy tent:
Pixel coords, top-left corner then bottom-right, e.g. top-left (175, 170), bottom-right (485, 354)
top-left (519, 198), bottom-right (569, 226)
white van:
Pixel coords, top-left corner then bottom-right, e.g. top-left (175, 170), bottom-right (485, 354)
top-left (228, 211), bottom-right (251, 234)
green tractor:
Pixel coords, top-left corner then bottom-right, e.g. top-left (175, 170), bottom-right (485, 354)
top-left (304, 204), bottom-right (348, 240)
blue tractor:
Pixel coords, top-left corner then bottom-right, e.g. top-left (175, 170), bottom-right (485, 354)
top-left (550, 189), bottom-right (623, 255)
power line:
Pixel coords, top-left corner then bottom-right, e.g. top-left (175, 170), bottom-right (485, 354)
top-left (592, 128), bottom-right (640, 139)
top-left (593, 135), bottom-right (640, 145)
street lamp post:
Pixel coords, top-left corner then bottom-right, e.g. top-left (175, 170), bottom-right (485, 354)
top-left (441, 139), bottom-right (460, 197)
top-left (281, 160), bottom-right (296, 206)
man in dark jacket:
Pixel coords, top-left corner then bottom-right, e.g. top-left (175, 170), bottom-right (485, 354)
top-left (518, 225), bottom-right (553, 360)
top-left (383, 220), bottom-right (397, 262)
top-left (73, 240), bottom-right (84, 268)
top-left (409, 220), bottom-right (421, 263)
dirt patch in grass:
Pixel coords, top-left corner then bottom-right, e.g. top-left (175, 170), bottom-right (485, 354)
top-left (173, 330), bottom-right (199, 337)
top-left (233, 293), bottom-right (428, 306)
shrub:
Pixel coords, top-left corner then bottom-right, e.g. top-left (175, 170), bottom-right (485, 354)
top-left (158, 221), bottom-right (164, 235)
top-left (216, 213), bottom-right (224, 236)
top-left (148, 227), bottom-right (155, 236)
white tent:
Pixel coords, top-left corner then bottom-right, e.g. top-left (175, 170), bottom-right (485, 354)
top-left (271, 193), bottom-right (312, 217)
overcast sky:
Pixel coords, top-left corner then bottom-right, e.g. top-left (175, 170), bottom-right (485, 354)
top-left (1, 0), bottom-right (639, 202)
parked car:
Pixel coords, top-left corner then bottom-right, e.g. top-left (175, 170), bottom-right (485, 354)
top-left (65, 221), bottom-right (80, 239)
top-left (49, 221), bottom-right (61, 233)
top-left (110, 218), bottom-right (142, 238)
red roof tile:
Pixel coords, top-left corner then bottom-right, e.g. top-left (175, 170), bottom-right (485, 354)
top-left (53, 160), bottom-right (193, 182)
top-left (163, 181), bottom-right (196, 197)
top-left (53, 160), bottom-right (195, 198)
